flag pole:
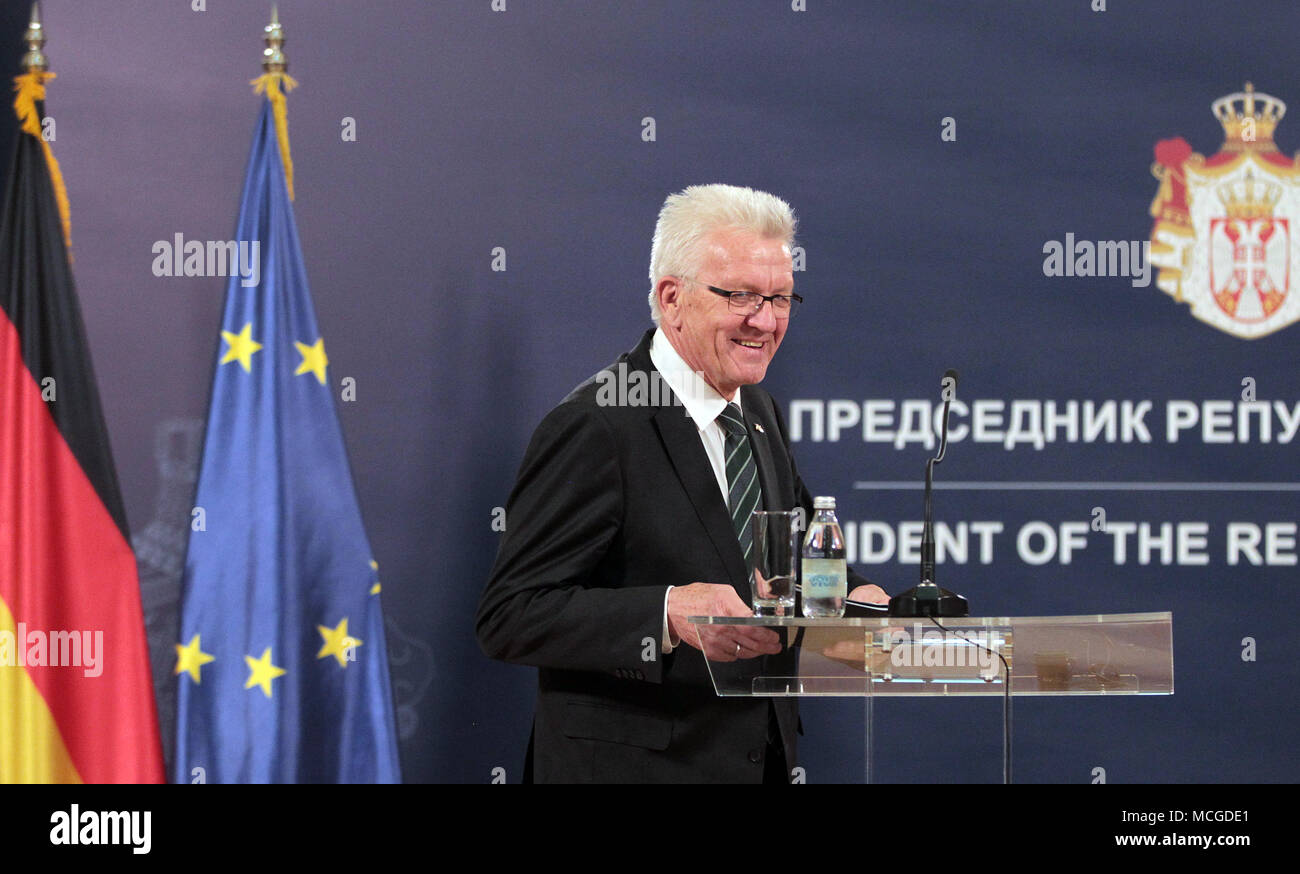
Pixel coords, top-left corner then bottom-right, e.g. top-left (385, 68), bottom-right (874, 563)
top-left (253, 4), bottom-right (297, 199)
top-left (22, 2), bottom-right (46, 73)
top-left (262, 4), bottom-right (286, 73)
top-left (15, 0), bottom-right (71, 250)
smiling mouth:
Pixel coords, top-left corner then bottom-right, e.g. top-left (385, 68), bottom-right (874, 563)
top-left (732, 339), bottom-right (764, 349)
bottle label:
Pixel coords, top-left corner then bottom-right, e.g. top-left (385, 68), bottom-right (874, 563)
top-left (802, 558), bottom-right (846, 599)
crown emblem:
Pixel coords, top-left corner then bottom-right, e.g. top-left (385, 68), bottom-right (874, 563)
top-left (1215, 170), bottom-right (1282, 220)
top-left (1146, 83), bottom-right (1300, 339)
top-left (1213, 82), bottom-right (1285, 151)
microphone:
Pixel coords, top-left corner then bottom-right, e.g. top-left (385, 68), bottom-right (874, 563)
top-left (920, 369), bottom-right (957, 585)
top-left (888, 369), bottom-right (970, 617)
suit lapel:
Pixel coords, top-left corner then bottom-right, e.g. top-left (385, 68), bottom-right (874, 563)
top-left (651, 405), bottom-right (749, 592)
top-left (630, 332), bottom-right (749, 591)
top-left (741, 389), bottom-right (780, 512)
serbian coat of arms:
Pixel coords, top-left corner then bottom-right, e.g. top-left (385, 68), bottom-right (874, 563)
top-left (1149, 83), bottom-right (1300, 339)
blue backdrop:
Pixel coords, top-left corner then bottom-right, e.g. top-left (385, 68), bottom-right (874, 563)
top-left (18, 0), bottom-right (1298, 782)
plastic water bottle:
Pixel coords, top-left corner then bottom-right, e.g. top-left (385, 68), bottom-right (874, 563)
top-left (801, 496), bottom-right (847, 617)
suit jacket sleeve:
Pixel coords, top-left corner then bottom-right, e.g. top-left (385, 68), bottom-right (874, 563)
top-left (475, 397), bottom-right (668, 683)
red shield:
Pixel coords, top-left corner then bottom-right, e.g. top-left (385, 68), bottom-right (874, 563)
top-left (1209, 217), bottom-right (1290, 321)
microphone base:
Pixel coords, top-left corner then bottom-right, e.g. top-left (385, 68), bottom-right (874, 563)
top-left (887, 583), bottom-right (970, 618)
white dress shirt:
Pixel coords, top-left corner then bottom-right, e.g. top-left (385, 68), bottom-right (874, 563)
top-left (649, 328), bottom-right (744, 651)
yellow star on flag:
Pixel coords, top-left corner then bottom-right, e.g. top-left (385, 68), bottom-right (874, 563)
top-left (220, 322), bottom-right (264, 372)
top-left (244, 647), bottom-right (287, 698)
top-left (294, 337), bottom-right (328, 384)
top-left (317, 618), bottom-right (363, 668)
top-left (174, 634), bottom-right (215, 684)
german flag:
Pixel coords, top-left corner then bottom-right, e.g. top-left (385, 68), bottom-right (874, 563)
top-left (0, 47), bottom-right (164, 779)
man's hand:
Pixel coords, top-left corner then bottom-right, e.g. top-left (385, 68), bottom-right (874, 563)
top-left (667, 583), bottom-right (782, 662)
top-left (849, 584), bottom-right (889, 604)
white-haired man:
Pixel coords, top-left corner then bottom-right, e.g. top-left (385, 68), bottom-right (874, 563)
top-left (477, 184), bottom-right (886, 783)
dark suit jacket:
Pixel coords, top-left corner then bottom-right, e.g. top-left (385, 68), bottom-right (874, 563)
top-left (476, 329), bottom-right (863, 783)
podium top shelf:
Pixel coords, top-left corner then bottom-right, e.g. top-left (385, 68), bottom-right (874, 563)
top-left (687, 611), bottom-right (1172, 627)
top-left (686, 612), bottom-right (1174, 697)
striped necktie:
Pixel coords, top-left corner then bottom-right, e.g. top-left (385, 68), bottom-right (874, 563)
top-left (718, 402), bottom-right (761, 563)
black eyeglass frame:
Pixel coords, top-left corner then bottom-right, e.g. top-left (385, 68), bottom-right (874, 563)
top-left (685, 278), bottom-right (803, 318)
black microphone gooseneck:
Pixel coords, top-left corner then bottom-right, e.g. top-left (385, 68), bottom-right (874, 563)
top-left (888, 369), bottom-right (969, 617)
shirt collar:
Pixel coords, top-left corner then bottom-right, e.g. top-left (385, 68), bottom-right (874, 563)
top-left (649, 327), bottom-right (741, 429)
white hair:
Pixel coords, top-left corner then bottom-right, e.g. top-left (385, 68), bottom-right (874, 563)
top-left (647, 184), bottom-right (797, 325)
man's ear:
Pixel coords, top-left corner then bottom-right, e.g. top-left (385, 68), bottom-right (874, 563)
top-left (657, 276), bottom-right (684, 327)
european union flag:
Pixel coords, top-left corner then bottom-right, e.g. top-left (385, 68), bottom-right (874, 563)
top-left (173, 90), bottom-right (401, 783)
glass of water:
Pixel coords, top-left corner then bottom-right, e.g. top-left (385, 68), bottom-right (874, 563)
top-left (750, 510), bottom-right (799, 616)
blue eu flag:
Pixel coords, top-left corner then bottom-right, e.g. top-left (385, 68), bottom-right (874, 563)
top-left (174, 95), bottom-right (401, 783)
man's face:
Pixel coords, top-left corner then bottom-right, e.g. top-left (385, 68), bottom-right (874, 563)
top-left (658, 228), bottom-right (794, 400)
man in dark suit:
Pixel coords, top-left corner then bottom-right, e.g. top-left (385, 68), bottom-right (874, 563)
top-left (476, 184), bottom-right (886, 783)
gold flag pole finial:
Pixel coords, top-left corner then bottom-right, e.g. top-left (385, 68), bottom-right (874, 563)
top-left (252, 5), bottom-right (298, 199)
top-left (262, 4), bottom-right (287, 72)
top-left (22, 2), bottom-right (47, 73)
top-left (14, 1), bottom-right (72, 252)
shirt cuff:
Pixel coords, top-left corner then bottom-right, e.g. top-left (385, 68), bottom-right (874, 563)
top-left (662, 585), bottom-right (677, 653)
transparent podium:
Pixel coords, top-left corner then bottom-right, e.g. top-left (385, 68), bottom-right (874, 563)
top-left (687, 612), bottom-right (1173, 782)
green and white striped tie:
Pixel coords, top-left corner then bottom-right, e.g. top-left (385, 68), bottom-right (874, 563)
top-left (718, 402), bottom-right (761, 563)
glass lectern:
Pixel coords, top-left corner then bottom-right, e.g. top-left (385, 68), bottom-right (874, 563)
top-left (687, 612), bottom-right (1174, 781)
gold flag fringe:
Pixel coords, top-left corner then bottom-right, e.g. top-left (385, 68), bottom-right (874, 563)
top-left (250, 71), bottom-right (298, 200)
top-left (12, 71), bottom-right (72, 254)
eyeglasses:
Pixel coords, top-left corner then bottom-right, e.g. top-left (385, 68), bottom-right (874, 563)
top-left (683, 277), bottom-right (802, 319)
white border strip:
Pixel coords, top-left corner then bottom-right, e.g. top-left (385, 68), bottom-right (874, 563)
top-left (852, 481), bottom-right (1300, 491)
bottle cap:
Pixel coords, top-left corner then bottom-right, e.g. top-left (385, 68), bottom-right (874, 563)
top-left (813, 496), bottom-right (836, 509)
